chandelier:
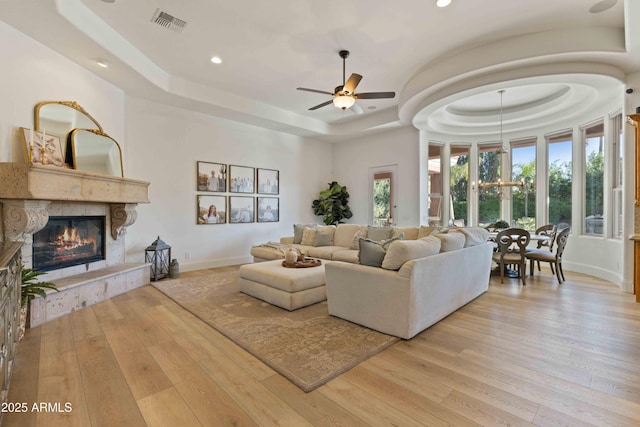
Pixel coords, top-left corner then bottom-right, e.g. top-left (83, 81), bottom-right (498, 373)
top-left (471, 89), bottom-right (527, 197)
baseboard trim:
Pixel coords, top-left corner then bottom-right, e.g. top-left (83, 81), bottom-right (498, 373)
top-left (180, 256), bottom-right (252, 272)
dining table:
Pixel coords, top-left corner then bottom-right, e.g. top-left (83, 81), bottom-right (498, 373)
top-left (487, 231), bottom-right (550, 278)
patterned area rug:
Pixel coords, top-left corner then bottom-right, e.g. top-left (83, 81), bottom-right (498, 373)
top-left (152, 267), bottom-right (399, 392)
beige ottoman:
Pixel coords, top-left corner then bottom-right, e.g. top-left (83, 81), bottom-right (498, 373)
top-left (239, 260), bottom-right (326, 310)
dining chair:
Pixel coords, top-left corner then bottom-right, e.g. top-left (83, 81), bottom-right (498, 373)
top-left (527, 224), bottom-right (557, 273)
top-left (526, 227), bottom-right (570, 283)
top-left (492, 228), bottom-right (531, 285)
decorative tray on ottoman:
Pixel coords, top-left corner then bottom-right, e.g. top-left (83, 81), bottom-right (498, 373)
top-left (282, 257), bottom-right (322, 268)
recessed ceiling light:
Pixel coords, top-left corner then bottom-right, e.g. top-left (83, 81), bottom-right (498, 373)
top-left (210, 56), bottom-right (222, 64)
top-left (589, 0), bottom-right (616, 13)
top-left (367, 106), bottom-right (377, 110)
top-left (100, 0), bottom-right (117, 3)
top-left (95, 58), bottom-right (111, 68)
top-left (436, 0), bottom-right (452, 7)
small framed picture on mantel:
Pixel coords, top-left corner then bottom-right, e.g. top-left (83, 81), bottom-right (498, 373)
top-left (20, 127), bottom-right (64, 167)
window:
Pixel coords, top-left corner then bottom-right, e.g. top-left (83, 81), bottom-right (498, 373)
top-left (583, 122), bottom-right (604, 235)
top-left (373, 172), bottom-right (393, 226)
top-left (547, 131), bottom-right (572, 229)
top-left (428, 144), bottom-right (444, 226)
top-left (511, 138), bottom-right (536, 231)
top-left (478, 143), bottom-right (503, 226)
top-left (612, 114), bottom-right (623, 239)
top-left (449, 145), bottom-right (470, 227)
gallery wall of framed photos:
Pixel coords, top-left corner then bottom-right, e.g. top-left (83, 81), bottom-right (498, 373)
top-left (196, 161), bottom-right (279, 224)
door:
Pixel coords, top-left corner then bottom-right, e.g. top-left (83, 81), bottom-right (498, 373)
top-left (369, 165), bottom-right (398, 226)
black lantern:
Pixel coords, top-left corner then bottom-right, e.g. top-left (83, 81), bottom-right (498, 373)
top-left (145, 236), bottom-right (171, 281)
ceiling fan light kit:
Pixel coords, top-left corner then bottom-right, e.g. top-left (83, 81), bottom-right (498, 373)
top-left (333, 95), bottom-right (355, 110)
top-left (297, 50), bottom-right (395, 113)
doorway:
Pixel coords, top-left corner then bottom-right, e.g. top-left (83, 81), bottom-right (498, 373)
top-left (369, 165), bottom-right (398, 226)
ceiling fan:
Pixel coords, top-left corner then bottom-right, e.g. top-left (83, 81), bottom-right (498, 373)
top-left (297, 50), bottom-right (395, 114)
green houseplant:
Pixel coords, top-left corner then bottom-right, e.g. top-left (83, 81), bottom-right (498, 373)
top-left (19, 265), bottom-right (58, 340)
top-left (312, 181), bottom-right (353, 225)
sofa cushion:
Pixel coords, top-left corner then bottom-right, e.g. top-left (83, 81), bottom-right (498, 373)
top-left (435, 232), bottom-right (466, 252)
top-left (315, 225), bottom-right (336, 246)
top-left (332, 224), bottom-right (361, 248)
top-left (301, 227), bottom-right (317, 246)
top-left (307, 245), bottom-right (344, 259)
top-left (381, 236), bottom-right (441, 270)
top-left (417, 226), bottom-right (438, 238)
top-left (294, 223), bottom-right (316, 244)
top-left (367, 226), bottom-right (392, 242)
top-left (332, 249), bottom-right (359, 263)
top-left (391, 226), bottom-right (419, 240)
top-left (358, 234), bottom-right (404, 267)
top-left (454, 227), bottom-right (489, 247)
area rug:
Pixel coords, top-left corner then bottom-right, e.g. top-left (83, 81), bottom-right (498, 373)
top-left (152, 267), bottom-right (399, 392)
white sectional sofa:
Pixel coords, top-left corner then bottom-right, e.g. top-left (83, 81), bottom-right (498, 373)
top-left (325, 241), bottom-right (493, 339)
top-left (250, 223), bottom-right (494, 339)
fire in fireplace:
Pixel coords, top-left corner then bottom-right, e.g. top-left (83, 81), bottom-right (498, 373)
top-left (33, 216), bottom-right (106, 271)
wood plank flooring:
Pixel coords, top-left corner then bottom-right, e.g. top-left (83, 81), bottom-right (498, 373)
top-left (4, 266), bottom-right (640, 426)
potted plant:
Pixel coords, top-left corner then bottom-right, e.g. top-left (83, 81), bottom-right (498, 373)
top-left (19, 265), bottom-right (58, 340)
top-left (312, 181), bottom-right (353, 225)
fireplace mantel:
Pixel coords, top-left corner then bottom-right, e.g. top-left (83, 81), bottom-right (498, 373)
top-left (0, 163), bottom-right (152, 328)
top-left (0, 163), bottom-right (149, 203)
top-left (0, 162), bottom-right (150, 242)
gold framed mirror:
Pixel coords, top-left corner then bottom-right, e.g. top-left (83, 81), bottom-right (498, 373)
top-left (34, 101), bottom-right (103, 152)
top-left (67, 129), bottom-right (124, 177)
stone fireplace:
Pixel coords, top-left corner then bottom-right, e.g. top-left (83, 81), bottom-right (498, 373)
top-left (0, 163), bottom-right (150, 327)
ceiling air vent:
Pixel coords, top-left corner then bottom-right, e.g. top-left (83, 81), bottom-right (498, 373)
top-left (151, 9), bottom-right (187, 33)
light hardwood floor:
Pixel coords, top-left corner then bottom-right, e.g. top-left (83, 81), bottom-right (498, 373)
top-left (4, 266), bottom-right (640, 427)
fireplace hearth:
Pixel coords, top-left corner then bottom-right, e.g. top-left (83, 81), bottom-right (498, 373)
top-left (33, 216), bottom-right (106, 271)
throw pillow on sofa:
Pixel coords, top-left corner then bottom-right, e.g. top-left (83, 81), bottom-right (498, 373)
top-left (350, 229), bottom-right (368, 249)
top-left (300, 227), bottom-right (317, 246)
top-left (434, 232), bottom-right (465, 252)
top-left (367, 226), bottom-right (393, 242)
top-left (392, 226), bottom-right (419, 240)
top-left (452, 227), bottom-right (489, 247)
top-left (294, 223), bottom-right (316, 244)
top-left (381, 236), bottom-right (441, 270)
top-left (358, 234), bottom-right (404, 267)
top-left (315, 225), bottom-right (336, 246)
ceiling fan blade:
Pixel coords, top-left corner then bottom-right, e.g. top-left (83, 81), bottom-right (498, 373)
top-left (355, 91), bottom-right (396, 99)
top-left (297, 87), bottom-right (334, 96)
top-left (350, 102), bottom-right (363, 115)
top-left (308, 99), bottom-right (334, 110)
top-left (343, 73), bottom-right (362, 94)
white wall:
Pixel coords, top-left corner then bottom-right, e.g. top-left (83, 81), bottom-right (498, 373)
top-left (0, 21), bottom-right (125, 163)
top-left (0, 21), bottom-right (334, 272)
top-left (124, 98), bottom-right (333, 270)
top-left (332, 126), bottom-right (420, 226)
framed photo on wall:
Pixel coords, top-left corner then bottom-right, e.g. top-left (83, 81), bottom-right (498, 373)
top-left (229, 165), bottom-right (255, 193)
top-left (197, 161), bottom-right (227, 192)
top-left (257, 197), bottom-right (279, 222)
top-left (197, 195), bottom-right (227, 224)
top-left (257, 168), bottom-right (279, 194)
top-left (229, 196), bottom-right (255, 223)
top-left (20, 127), bottom-right (64, 167)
